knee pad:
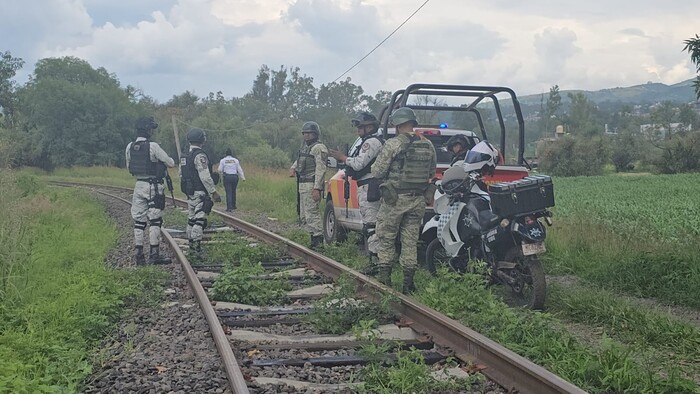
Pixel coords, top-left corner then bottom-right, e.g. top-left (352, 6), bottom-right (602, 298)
top-left (134, 220), bottom-right (147, 231)
top-left (193, 217), bottom-right (207, 229)
top-left (149, 218), bottom-right (163, 228)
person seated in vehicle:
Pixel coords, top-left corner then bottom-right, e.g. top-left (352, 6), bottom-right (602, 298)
top-left (446, 134), bottom-right (474, 166)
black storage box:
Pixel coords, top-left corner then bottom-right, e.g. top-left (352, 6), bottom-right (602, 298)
top-left (488, 175), bottom-right (555, 217)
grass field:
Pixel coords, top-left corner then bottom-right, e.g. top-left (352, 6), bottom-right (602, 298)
top-left (15, 165), bottom-right (700, 392)
top-left (0, 170), bottom-right (167, 392)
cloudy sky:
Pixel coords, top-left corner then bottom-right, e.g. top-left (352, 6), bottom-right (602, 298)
top-left (2, 0), bottom-right (698, 102)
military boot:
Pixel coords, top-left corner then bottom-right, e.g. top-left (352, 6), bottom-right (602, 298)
top-left (310, 234), bottom-right (324, 250)
top-left (377, 265), bottom-right (392, 286)
top-left (189, 240), bottom-right (204, 262)
top-left (361, 253), bottom-right (379, 275)
top-left (134, 246), bottom-right (146, 266)
top-left (149, 245), bottom-right (172, 265)
top-left (402, 268), bottom-right (416, 294)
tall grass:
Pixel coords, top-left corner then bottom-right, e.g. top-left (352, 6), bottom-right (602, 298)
top-left (0, 171), bottom-right (31, 305)
top-left (547, 173), bottom-right (700, 308)
top-left (0, 174), bottom-right (166, 392)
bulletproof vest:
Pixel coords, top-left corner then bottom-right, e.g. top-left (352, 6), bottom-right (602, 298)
top-left (180, 148), bottom-right (212, 195)
top-left (297, 141), bottom-right (319, 182)
top-left (388, 134), bottom-right (434, 193)
top-left (128, 140), bottom-right (159, 178)
top-left (346, 135), bottom-right (383, 179)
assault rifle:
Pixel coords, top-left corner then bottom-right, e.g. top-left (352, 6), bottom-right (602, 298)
top-left (341, 144), bottom-right (351, 218)
top-left (164, 173), bottom-right (176, 207)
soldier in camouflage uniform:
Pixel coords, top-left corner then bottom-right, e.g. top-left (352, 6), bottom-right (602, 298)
top-left (289, 121), bottom-right (328, 249)
top-left (329, 112), bottom-right (384, 273)
top-left (180, 128), bottom-right (221, 256)
top-left (126, 116), bottom-right (176, 265)
top-left (371, 108), bottom-right (437, 293)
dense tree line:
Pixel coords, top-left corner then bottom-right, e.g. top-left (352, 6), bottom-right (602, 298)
top-left (0, 54), bottom-right (391, 170)
top-left (1, 40), bottom-right (700, 175)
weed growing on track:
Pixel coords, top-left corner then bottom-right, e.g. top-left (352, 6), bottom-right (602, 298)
top-left (353, 320), bottom-right (483, 394)
top-left (207, 233), bottom-right (291, 305)
top-left (416, 269), bottom-right (698, 393)
top-left (204, 232), bottom-right (283, 265)
top-left (209, 262), bottom-right (291, 305)
top-left (307, 275), bottom-right (392, 334)
top-left (0, 176), bottom-right (167, 393)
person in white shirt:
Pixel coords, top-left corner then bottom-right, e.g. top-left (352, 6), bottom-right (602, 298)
top-left (218, 148), bottom-right (246, 211)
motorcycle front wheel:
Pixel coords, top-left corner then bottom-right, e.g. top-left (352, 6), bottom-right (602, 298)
top-left (495, 246), bottom-right (546, 310)
top-left (424, 238), bottom-right (467, 275)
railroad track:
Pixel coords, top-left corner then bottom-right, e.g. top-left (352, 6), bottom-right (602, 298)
top-left (52, 181), bottom-right (586, 394)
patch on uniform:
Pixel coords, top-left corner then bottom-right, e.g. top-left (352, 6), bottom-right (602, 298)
top-left (196, 155), bottom-right (208, 167)
top-left (361, 142), bottom-right (370, 152)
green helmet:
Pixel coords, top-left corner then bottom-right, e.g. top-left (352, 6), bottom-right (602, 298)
top-left (389, 107), bottom-right (418, 127)
top-left (301, 121), bottom-right (320, 136)
top-left (187, 128), bottom-right (206, 144)
top-left (351, 112), bottom-right (379, 128)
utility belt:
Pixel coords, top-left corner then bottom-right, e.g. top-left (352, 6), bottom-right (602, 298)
top-left (397, 191), bottom-right (422, 197)
top-left (137, 177), bottom-right (163, 184)
top-left (298, 176), bottom-right (314, 183)
top-left (356, 178), bottom-right (374, 187)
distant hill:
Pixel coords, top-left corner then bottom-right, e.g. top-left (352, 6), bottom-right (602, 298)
top-left (518, 78), bottom-right (697, 107)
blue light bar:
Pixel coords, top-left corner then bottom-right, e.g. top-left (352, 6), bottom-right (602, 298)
top-left (439, 123), bottom-right (448, 128)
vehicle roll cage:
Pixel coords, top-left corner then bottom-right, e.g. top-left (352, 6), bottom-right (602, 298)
top-left (379, 83), bottom-right (526, 167)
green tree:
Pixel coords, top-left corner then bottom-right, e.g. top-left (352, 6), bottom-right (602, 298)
top-left (678, 103), bottom-right (699, 131)
top-left (649, 101), bottom-right (675, 139)
top-left (285, 66), bottom-right (317, 119)
top-left (317, 78), bottom-right (364, 115)
top-left (683, 34), bottom-right (700, 99)
top-left (16, 56), bottom-right (137, 169)
top-left (564, 92), bottom-right (600, 136)
top-left (543, 85), bottom-right (562, 137)
top-left (0, 51), bottom-right (25, 126)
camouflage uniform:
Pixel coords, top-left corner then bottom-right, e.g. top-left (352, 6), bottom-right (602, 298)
top-left (185, 147), bottom-right (218, 243)
top-left (126, 136), bottom-right (175, 264)
top-left (372, 132), bottom-right (437, 291)
top-left (292, 141), bottom-right (328, 238)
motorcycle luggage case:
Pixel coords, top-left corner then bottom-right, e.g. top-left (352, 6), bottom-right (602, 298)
top-left (488, 175), bottom-right (555, 217)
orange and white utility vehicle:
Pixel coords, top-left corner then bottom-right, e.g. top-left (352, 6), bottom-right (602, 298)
top-left (323, 84), bottom-right (532, 260)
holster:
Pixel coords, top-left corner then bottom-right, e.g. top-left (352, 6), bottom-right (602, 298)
top-left (202, 195), bottom-right (214, 214)
top-left (379, 182), bottom-right (398, 205)
top-left (153, 193), bottom-right (166, 210)
top-left (423, 183), bottom-right (437, 204)
top-left (366, 178), bottom-right (382, 202)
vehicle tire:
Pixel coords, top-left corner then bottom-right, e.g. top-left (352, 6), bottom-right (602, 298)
top-left (424, 238), bottom-right (449, 275)
top-left (323, 201), bottom-right (346, 244)
top-left (498, 246), bottom-right (546, 310)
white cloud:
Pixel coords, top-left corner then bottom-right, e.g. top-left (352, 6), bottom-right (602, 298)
top-left (1, 0), bottom-right (697, 102)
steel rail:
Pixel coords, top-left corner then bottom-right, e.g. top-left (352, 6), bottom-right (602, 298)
top-left (53, 181), bottom-right (587, 394)
top-left (50, 182), bottom-right (250, 394)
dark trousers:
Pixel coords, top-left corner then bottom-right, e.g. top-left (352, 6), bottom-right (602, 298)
top-left (223, 174), bottom-right (239, 210)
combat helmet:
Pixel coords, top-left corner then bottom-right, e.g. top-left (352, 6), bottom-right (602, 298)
top-left (187, 128), bottom-right (207, 144)
top-left (389, 107), bottom-right (418, 127)
top-left (301, 121), bottom-right (320, 136)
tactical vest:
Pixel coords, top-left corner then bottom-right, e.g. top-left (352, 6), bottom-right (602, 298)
top-left (297, 141), bottom-right (319, 182)
top-left (388, 134), bottom-right (434, 194)
top-left (180, 148), bottom-right (212, 195)
top-left (346, 135), bottom-right (383, 180)
top-left (128, 140), bottom-right (161, 178)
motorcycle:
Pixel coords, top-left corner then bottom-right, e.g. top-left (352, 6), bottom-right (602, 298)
top-left (421, 165), bottom-right (552, 310)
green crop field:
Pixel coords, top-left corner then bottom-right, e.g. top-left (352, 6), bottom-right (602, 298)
top-left (546, 173), bottom-right (700, 308)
